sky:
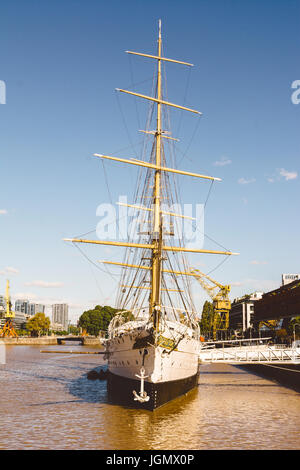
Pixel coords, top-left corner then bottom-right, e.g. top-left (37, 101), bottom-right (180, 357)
top-left (0, 0), bottom-right (299, 323)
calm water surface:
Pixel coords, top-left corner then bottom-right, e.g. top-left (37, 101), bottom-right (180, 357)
top-left (0, 345), bottom-right (299, 450)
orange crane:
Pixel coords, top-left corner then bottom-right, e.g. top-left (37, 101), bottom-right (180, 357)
top-left (0, 280), bottom-right (18, 337)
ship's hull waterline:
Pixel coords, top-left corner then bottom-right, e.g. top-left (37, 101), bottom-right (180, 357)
top-left (107, 368), bottom-right (200, 410)
top-left (106, 319), bottom-right (201, 410)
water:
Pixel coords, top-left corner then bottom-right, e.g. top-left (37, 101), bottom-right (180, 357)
top-left (0, 345), bottom-right (299, 450)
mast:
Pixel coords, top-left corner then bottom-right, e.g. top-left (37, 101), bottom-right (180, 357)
top-left (63, 20), bottom-right (239, 322)
top-left (150, 19), bottom-right (163, 333)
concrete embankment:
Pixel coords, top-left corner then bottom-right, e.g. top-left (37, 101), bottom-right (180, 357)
top-left (0, 336), bottom-right (103, 346)
top-left (239, 363), bottom-right (300, 392)
top-left (82, 337), bottom-right (102, 346)
top-left (0, 337), bottom-right (58, 345)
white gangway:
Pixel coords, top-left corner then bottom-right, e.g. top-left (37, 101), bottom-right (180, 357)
top-left (199, 339), bottom-right (300, 364)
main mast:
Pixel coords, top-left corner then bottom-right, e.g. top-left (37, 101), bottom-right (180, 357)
top-left (150, 19), bottom-right (163, 332)
top-left (63, 20), bottom-right (239, 318)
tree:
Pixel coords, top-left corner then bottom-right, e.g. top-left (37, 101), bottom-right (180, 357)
top-left (27, 312), bottom-right (51, 337)
top-left (275, 328), bottom-right (288, 343)
top-left (199, 301), bottom-right (214, 338)
top-left (78, 305), bottom-right (120, 336)
top-left (69, 325), bottom-right (80, 335)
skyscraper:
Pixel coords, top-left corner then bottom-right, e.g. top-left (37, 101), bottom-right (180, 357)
top-left (28, 303), bottom-right (45, 316)
top-left (52, 304), bottom-right (68, 331)
top-left (0, 295), bottom-right (6, 314)
top-left (15, 299), bottom-right (30, 314)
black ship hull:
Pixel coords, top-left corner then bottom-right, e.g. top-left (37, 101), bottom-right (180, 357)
top-left (107, 368), bottom-right (200, 410)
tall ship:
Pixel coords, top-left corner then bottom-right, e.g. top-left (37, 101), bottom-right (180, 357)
top-left (65, 20), bottom-right (237, 410)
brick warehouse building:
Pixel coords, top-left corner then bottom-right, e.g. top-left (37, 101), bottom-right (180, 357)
top-left (253, 279), bottom-right (300, 327)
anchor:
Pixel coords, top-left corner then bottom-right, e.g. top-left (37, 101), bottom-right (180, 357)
top-left (133, 366), bottom-right (150, 403)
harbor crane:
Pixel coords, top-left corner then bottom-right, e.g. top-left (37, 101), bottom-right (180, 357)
top-left (190, 268), bottom-right (231, 340)
top-left (0, 280), bottom-right (18, 337)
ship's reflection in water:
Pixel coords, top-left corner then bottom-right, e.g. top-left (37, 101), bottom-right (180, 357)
top-left (100, 388), bottom-right (201, 450)
top-left (0, 346), bottom-right (299, 450)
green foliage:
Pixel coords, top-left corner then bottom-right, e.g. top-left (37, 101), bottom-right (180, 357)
top-left (199, 301), bottom-right (214, 337)
top-left (78, 305), bottom-right (120, 336)
top-left (69, 325), bottom-right (80, 335)
top-left (51, 330), bottom-right (68, 336)
top-left (26, 312), bottom-right (51, 337)
top-left (275, 328), bottom-right (288, 341)
top-left (16, 329), bottom-right (30, 337)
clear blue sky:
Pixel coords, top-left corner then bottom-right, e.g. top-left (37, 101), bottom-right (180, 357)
top-left (0, 0), bottom-right (299, 322)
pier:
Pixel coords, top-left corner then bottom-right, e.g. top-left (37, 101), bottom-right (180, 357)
top-left (199, 342), bottom-right (300, 364)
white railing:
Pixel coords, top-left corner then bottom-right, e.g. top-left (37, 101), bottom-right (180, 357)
top-left (199, 346), bottom-right (300, 364)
